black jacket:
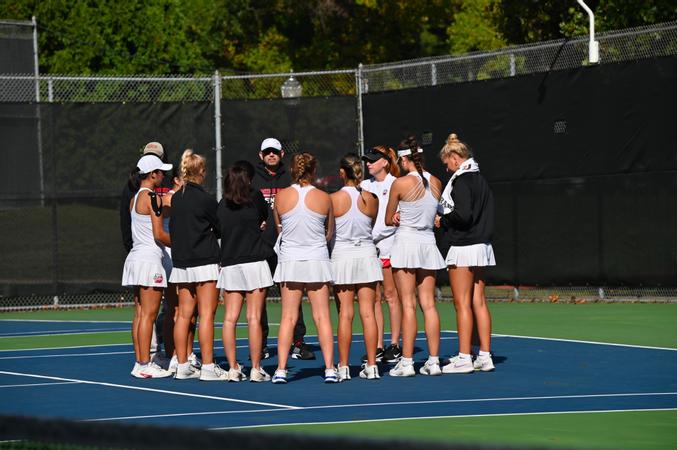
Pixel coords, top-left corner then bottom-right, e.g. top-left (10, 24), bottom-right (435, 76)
top-left (251, 161), bottom-right (291, 246)
top-left (218, 189), bottom-right (275, 266)
top-left (437, 172), bottom-right (495, 255)
top-left (169, 182), bottom-right (220, 268)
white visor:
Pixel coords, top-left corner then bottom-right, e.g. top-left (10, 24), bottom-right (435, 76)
top-left (397, 147), bottom-right (423, 157)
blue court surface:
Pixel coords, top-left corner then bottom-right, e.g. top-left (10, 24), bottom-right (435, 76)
top-left (1, 320), bottom-right (676, 430)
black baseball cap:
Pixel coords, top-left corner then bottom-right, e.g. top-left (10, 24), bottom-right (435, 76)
top-left (361, 149), bottom-right (388, 162)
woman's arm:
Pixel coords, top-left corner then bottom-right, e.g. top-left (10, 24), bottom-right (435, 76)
top-left (325, 198), bottom-right (335, 242)
top-left (384, 180), bottom-right (402, 226)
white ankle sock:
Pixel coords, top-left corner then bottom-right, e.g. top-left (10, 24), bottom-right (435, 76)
top-left (427, 356), bottom-right (439, 364)
top-left (458, 352), bottom-right (471, 360)
top-left (479, 350), bottom-right (491, 358)
top-left (202, 363), bottom-right (214, 370)
top-left (401, 357), bottom-right (413, 365)
top-left (178, 362), bottom-right (190, 371)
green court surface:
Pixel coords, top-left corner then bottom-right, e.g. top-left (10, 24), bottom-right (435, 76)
top-left (1, 301), bottom-right (676, 449)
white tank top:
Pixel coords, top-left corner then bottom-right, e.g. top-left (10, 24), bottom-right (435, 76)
top-left (128, 187), bottom-right (163, 261)
top-left (278, 184), bottom-right (329, 262)
top-left (334, 187), bottom-right (373, 246)
top-left (398, 172), bottom-right (438, 232)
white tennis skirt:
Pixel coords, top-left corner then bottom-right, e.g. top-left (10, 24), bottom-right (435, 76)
top-left (169, 263), bottom-right (219, 283)
top-left (122, 259), bottom-right (167, 288)
top-left (217, 260), bottom-right (274, 292)
top-left (445, 243), bottom-right (496, 267)
top-left (273, 260), bottom-right (333, 284)
top-left (331, 244), bottom-right (383, 285)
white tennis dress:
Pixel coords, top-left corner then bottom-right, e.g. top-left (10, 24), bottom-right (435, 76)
top-left (360, 174), bottom-right (397, 259)
top-left (273, 184), bottom-right (333, 283)
top-left (331, 187), bottom-right (383, 285)
top-left (390, 172), bottom-right (446, 270)
top-left (122, 187), bottom-right (167, 288)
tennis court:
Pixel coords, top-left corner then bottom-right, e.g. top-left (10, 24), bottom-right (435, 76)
top-left (1, 302), bottom-right (676, 449)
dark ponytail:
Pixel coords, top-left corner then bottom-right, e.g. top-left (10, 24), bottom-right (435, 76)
top-left (127, 167), bottom-right (142, 192)
top-left (399, 136), bottom-right (427, 188)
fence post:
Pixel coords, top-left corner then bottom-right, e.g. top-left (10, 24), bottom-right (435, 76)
top-left (213, 70), bottom-right (223, 201)
top-left (48, 77), bottom-right (53, 102)
top-left (431, 62), bottom-right (437, 86)
top-left (32, 16), bottom-right (45, 207)
top-left (510, 53), bottom-right (516, 76)
top-left (355, 64), bottom-right (365, 156)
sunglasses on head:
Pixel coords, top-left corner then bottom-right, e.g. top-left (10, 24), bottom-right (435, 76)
top-left (261, 148), bottom-right (281, 156)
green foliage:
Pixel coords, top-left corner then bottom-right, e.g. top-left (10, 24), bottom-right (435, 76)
top-left (0, 0), bottom-right (674, 75)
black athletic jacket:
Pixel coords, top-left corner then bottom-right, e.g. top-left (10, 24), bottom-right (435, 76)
top-left (251, 161), bottom-right (291, 247)
top-left (437, 172), bottom-right (495, 256)
top-left (169, 182), bottom-right (220, 268)
top-left (218, 189), bottom-right (275, 267)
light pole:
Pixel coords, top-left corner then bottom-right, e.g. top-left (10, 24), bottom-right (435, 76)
top-left (280, 71), bottom-right (302, 152)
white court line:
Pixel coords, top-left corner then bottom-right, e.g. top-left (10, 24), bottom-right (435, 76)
top-left (88, 391), bottom-right (677, 422)
top-left (486, 331), bottom-right (677, 352)
top-left (212, 407), bottom-right (677, 430)
top-left (0, 319), bottom-right (132, 323)
top-left (0, 370), bottom-right (298, 410)
top-left (0, 319), bottom-right (280, 325)
top-left (0, 336), bottom-right (456, 359)
top-left (0, 329), bottom-right (129, 338)
top-left (0, 381), bottom-right (78, 388)
top-left (0, 343), bottom-right (254, 360)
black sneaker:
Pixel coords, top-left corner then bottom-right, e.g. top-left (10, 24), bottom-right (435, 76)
top-left (383, 343), bottom-right (402, 363)
top-left (248, 346), bottom-right (270, 361)
top-left (290, 341), bottom-right (315, 360)
top-left (361, 347), bottom-right (384, 363)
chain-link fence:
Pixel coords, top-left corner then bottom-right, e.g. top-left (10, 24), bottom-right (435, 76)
top-left (1, 21), bottom-right (676, 310)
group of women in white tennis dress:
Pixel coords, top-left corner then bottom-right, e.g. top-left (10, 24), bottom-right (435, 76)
top-left (122, 132), bottom-right (496, 383)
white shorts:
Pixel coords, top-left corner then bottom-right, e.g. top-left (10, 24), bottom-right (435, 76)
top-left (217, 260), bottom-right (274, 292)
top-left (273, 260), bottom-right (333, 284)
top-left (331, 244), bottom-right (383, 285)
top-left (446, 243), bottom-right (496, 267)
top-left (122, 260), bottom-right (167, 288)
top-left (169, 263), bottom-right (219, 283)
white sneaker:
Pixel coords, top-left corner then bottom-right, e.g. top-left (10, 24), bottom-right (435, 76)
top-left (442, 355), bottom-right (474, 374)
top-left (227, 364), bottom-right (248, 382)
top-left (272, 369), bottom-right (288, 384)
top-left (250, 367), bottom-right (271, 383)
top-left (324, 367), bottom-right (339, 383)
top-left (188, 352), bottom-right (202, 368)
top-left (389, 359), bottom-right (416, 377)
top-left (419, 359), bottom-right (442, 376)
top-left (130, 362), bottom-right (143, 378)
top-left (167, 355), bottom-right (178, 374)
top-left (175, 363), bottom-right (201, 380)
top-left (337, 364), bottom-right (351, 382)
top-left (200, 364), bottom-right (229, 381)
top-left (473, 355), bottom-right (495, 372)
top-left (138, 361), bottom-right (173, 378)
top-left (359, 364), bottom-right (380, 380)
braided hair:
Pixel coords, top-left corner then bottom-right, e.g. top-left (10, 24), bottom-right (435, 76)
top-left (398, 136), bottom-right (427, 188)
top-left (291, 152), bottom-right (317, 186)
